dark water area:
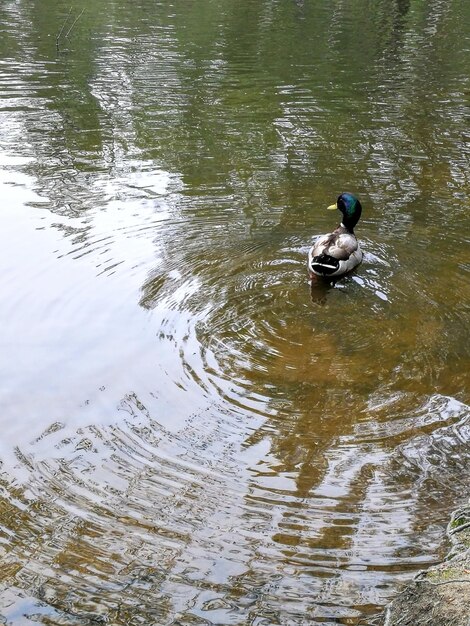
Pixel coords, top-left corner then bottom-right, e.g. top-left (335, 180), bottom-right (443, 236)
top-left (0, 0), bottom-right (469, 624)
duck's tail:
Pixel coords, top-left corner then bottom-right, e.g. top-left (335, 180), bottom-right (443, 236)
top-left (310, 253), bottom-right (339, 276)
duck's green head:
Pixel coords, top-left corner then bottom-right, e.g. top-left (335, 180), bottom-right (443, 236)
top-left (327, 192), bottom-right (362, 232)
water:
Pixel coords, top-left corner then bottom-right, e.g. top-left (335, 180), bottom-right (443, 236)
top-left (0, 0), bottom-right (469, 624)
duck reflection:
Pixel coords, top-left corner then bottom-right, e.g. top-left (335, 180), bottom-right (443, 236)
top-left (309, 276), bottom-right (333, 305)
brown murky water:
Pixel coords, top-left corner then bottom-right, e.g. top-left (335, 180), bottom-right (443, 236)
top-left (0, 0), bottom-right (469, 624)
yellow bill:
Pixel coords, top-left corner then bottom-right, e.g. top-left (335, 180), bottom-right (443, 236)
top-left (326, 203), bottom-right (337, 210)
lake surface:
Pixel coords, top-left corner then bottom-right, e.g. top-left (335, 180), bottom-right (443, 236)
top-left (0, 0), bottom-right (469, 624)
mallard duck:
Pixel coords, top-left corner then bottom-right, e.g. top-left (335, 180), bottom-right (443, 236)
top-left (308, 192), bottom-right (363, 279)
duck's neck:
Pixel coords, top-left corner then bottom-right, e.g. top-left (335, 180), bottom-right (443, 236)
top-left (339, 222), bottom-right (354, 234)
